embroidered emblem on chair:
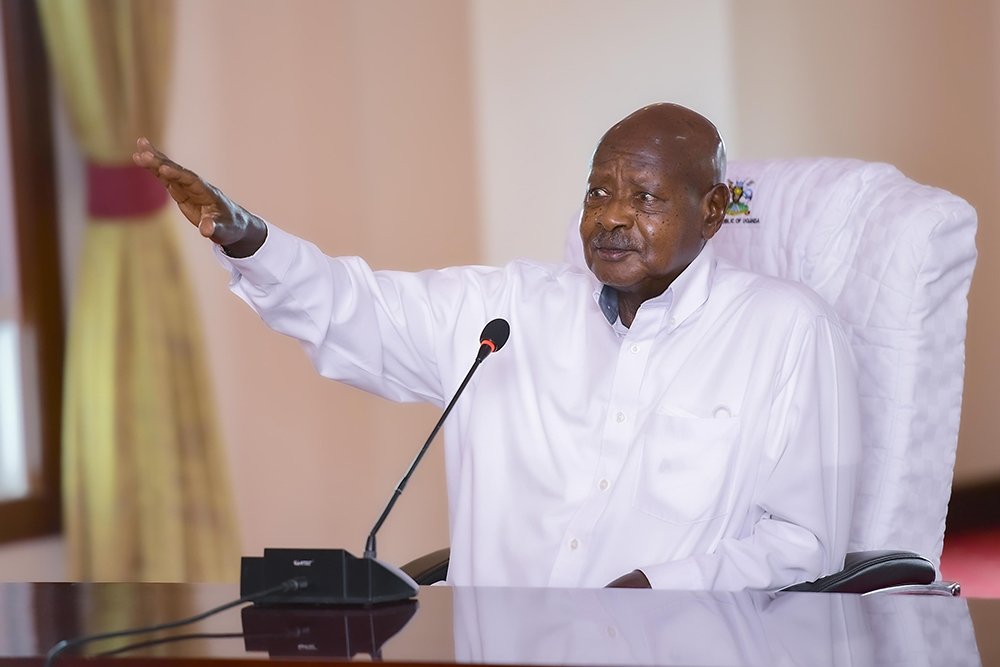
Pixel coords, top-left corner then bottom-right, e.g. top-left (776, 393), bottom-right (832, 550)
top-left (727, 179), bottom-right (754, 215)
top-left (724, 179), bottom-right (759, 224)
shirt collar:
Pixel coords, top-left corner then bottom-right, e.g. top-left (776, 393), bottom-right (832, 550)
top-left (592, 239), bottom-right (717, 331)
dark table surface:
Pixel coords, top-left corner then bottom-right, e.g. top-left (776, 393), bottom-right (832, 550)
top-left (0, 583), bottom-right (997, 666)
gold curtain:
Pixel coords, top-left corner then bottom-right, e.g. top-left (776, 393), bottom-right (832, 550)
top-left (37, 0), bottom-right (239, 582)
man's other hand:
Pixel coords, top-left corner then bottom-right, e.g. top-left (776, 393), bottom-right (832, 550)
top-left (606, 570), bottom-right (651, 588)
top-left (133, 137), bottom-right (267, 257)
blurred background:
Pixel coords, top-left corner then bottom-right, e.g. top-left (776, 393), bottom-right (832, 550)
top-left (0, 0), bottom-right (997, 594)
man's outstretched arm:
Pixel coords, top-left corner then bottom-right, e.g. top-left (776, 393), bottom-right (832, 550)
top-left (133, 138), bottom-right (508, 407)
top-left (133, 137), bottom-right (267, 257)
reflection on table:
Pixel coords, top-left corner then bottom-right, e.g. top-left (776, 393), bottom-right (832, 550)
top-left (0, 582), bottom-right (986, 666)
top-left (451, 587), bottom-right (981, 667)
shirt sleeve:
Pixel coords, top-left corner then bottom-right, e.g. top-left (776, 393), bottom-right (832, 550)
top-left (214, 222), bottom-right (506, 408)
top-left (639, 315), bottom-right (862, 591)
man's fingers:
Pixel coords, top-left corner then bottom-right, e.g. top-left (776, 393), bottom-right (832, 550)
top-left (133, 143), bottom-right (219, 208)
top-left (158, 163), bottom-right (199, 186)
top-left (133, 148), bottom-right (191, 200)
top-left (177, 200), bottom-right (200, 225)
top-left (135, 137), bottom-right (205, 191)
top-left (134, 137), bottom-right (180, 174)
top-left (157, 163), bottom-right (218, 205)
top-left (133, 149), bottom-right (167, 179)
top-left (167, 182), bottom-right (191, 204)
top-left (137, 137), bottom-right (179, 169)
top-left (134, 137), bottom-right (246, 248)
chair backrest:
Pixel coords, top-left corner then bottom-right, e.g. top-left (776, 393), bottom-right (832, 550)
top-left (563, 158), bottom-right (978, 573)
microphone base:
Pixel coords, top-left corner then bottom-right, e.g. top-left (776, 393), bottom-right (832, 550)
top-left (241, 548), bottom-right (418, 607)
top-left (241, 599), bottom-right (418, 657)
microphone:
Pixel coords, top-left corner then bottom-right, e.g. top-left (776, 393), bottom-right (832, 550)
top-left (364, 318), bottom-right (510, 560)
top-left (240, 318), bottom-right (511, 606)
top-left (477, 317), bottom-right (511, 361)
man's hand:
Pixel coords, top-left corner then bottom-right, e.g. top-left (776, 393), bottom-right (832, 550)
top-left (133, 137), bottom-right (267, 257)
top-left (605, 570), bottom-right (651, 588)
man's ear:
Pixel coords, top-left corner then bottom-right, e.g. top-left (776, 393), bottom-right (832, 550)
top-left (702, 182), bottom-right (729, 240)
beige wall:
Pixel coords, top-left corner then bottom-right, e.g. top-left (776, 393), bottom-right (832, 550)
top-left (731, 0), bottom-right (1000, 485)
top-left (166, 0), bottom-right (479, 565)
top-left (470, 0), bottom-right (738, 266)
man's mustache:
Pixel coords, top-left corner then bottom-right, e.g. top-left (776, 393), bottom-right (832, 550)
top-left (591, 230), bottom-right (639, 251)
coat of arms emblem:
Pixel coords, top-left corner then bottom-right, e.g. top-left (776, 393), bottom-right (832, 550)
top-left (726, 179), bottom-right (754, 216)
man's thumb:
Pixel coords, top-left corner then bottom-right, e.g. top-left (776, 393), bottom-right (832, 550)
top-left (198, 214), bottom-right (216, 239)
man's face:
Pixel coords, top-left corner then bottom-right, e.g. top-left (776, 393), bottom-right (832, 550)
top-left (581, 140), bottom-right (710, 298)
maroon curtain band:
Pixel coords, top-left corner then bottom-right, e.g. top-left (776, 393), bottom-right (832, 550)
top-left (87, 162), bottom-right (169, 218)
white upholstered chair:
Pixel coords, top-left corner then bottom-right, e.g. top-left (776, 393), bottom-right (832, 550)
top-left (564, 157), bottom-right (978, 590)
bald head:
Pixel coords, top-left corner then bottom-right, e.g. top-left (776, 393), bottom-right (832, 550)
top-left (595, 103), bottom-right (726, 194)
top-left (580, 103), bottom-right (731, 323)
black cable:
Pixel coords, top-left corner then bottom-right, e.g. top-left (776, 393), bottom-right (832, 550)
top-left (97, 628), bottom-right (299, 658)
top-left (44, 577), bottom-right (305, 667)
top-left (95, 632), bottom-right (244, 657)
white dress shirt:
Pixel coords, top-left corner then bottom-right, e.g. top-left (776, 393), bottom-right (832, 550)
top-left (216, 223), bottom-right (861, 591)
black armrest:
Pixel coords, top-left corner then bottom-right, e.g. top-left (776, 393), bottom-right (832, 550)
top-left (401, 548), bottom-right (937, 593)
top-left (400, 547), bottom-right (450, 586)
top-left (782, 550), bottom-right (936, 594)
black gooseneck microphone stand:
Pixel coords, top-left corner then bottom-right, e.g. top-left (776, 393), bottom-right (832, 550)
top-left (364, 318), bottom-right (510, 560)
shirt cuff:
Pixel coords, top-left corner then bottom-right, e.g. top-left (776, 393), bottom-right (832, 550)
top-left (639, 557), bottom-right (705, 591)
top-left (212, 221), bottom-right (296, 286)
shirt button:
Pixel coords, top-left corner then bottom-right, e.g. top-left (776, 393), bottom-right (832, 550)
top-left (669, 316), bottom-right (677, 327)
top-left (615, 412), bottom-right (626, 423)
top-left (630, 344), bottom-right (640, 354)
top-left (599, 479), bottom-right (609, 490)
top-left (570, 539), bottom-right (579, 550)
top-left (713, 404), bottom-right (732, 419)
top-left (607, 626), bottom-right (617, 638)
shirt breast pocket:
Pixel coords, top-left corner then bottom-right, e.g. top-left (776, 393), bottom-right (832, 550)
top-left (633, 412), bottom-right (741, 525)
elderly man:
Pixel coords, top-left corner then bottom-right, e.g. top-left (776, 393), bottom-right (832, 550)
top-left (135, 103), bottom-right (860, 590)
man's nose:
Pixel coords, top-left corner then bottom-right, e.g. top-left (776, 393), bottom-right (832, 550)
top-left (595, 195), bottom-right (634, 231)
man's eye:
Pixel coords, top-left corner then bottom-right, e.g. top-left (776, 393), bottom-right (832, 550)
top-left (638, 192), bottom-right (656, 203)
top-left (587, 187), bottom-right (608, 199)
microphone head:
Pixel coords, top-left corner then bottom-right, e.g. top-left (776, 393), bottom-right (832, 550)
top-left (479, 318), bottom-right (510, 354)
